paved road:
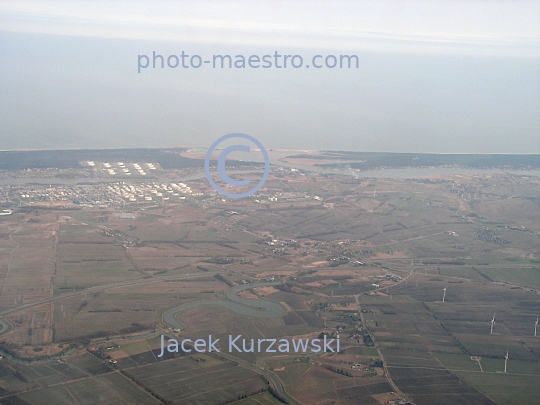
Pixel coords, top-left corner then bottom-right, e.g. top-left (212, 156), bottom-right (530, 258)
top-left (216, 350), bottom-right (298, 405)
top-left (355, 273), bottom-right (416, 405)
top-left (255, 353), bottom-right (329, 405)
top-left (160, 281), bottom-right (296, 403)
top-left (159, 278), bottom-right (296, 403)
top-left (162, 281), bottom-right (286, 330)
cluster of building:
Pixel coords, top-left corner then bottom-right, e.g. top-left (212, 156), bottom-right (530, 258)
top-left (375, 274), bottom-right (402, 283)
top-left (350, 363), bottom-right (370, 371)
top-left (387, 399), bottom-right (412, 405)
top-left (0, 181), bottom-right (199, 208)
top-left (260, 237), bottom-right (374, 265)
top-left (105, 182), bottom-right (197, 203)
top-left (87, 161), bottom-right (157, 177)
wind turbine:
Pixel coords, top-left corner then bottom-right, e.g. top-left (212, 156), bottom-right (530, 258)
top-left (442, 287), bottom-right (447, 303)
top-left (535, 317), bottom-right (538, 337)
top-left (504, 351), bottom-right (509, 373)
top-left (490, 315), bottom-right (495, 334)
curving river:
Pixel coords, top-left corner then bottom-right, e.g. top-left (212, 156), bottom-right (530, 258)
top-left (162, 281), bottom-right (286, 330)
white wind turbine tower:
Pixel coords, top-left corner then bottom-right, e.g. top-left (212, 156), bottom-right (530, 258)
top-left (535, 317), bottom-right (538, 337)
top-left (504, 350), bottom-right (509, 373)
top-left (490, 315), bottom-right (495, 334)
top-left (442, 287), bottom-right (447, 303)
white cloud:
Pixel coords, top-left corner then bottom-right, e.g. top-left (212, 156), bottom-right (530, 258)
top-left (1, 0), bottom-right (539, 57)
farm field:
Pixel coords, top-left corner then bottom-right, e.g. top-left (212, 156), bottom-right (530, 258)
top-left (0, 350), bottom-right (161, 405)
top-left (0, 171), bottom-right (538, 404)
top-left (120, 353), bottom-right (269, 404)
top-left (231, 391), bottom-right (283, 405)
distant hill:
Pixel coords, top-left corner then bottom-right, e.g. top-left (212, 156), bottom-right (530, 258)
top-left (0, 148), bottom-right (202, 170)
top-left (1, 149), bottom-right (538, 171)
top-left (287, 152), bottom-right (540, 170)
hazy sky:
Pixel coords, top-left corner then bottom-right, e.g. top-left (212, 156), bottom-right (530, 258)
top-left (1, 1), bottom-right (539, 153)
